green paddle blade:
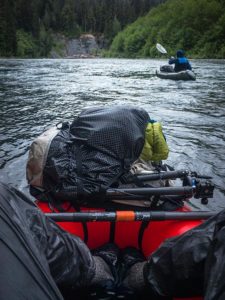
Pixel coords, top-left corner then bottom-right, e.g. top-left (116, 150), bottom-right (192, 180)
top-left (156, 43), bottom-right (167, 54)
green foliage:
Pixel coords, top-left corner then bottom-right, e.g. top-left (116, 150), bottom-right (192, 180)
top-left (109, 0), bottom-right (225, 58)
top-left (124, 29), bottom-right (146, 57)
top-left (38, 25), bottom-right (54, 57)
top-left (1, 0), bottom-right (164, 57)
top-left (2, 0), bottom-right (225, 58)
top-left (50, 38), bottom-right (65, 57)
top-left (112, 17), bottom-right (121, 37)
top-left (0, 0), bottom-right (16, 56)
top-left (16, 30), bottom-right (37, 57)
top-left (110, 33), bottom-right (124, 53)
top-left (193, 11), bottom-right (225, 58)
top-left (61, 0), bottom-right (81, 37)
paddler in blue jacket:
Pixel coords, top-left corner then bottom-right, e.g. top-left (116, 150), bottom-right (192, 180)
top-left (169, 49), bottom-right (192, 72)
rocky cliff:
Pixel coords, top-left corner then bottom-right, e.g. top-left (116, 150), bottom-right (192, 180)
top-left (50, 34), bottom-right (105, 58)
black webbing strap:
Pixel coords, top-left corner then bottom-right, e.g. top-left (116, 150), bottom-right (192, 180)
top-left (75, 206), bottom-right (88, 244)
top-left (83, 223), bottom-right (89, 244)
top-left (68, 142), bottom-right (87, 243)
top-left (109, 221), bottom-right (116, 243)
top-left (74, 145), bottom-right (85, 203)
top-left (138, 220), bottom-right (150, 251)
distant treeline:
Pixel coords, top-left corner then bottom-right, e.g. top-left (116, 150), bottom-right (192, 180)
top-left (108, 0), bottom-right (225, 58)
top-left (0, 0), bottom-right (165, 57)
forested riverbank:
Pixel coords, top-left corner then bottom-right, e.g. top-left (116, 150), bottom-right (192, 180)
top-left (0, 0), bottom-right (224, 59)
top-left (108, 0), bottom-right (225, 58)
top-left (0, 0), bottom-right (164, 58)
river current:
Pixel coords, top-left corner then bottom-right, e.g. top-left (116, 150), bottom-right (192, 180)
top-left (0, 58), bottom-right (225, 211)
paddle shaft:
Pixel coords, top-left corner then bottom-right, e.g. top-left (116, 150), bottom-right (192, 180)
top-left (107, 186), bottom-right (195, 197)
top-left (135, 169), bottom-right (189, 182)
top-left (46, 211), bottom-right (216, 222)
top-left (135, 170), bottom-right (212, 182)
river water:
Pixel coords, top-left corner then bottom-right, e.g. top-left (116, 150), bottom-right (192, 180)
top-left (0, 58), bottom-right (225, 211)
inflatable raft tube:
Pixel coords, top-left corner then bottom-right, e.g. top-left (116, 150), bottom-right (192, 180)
top-left (156, 69), bottom-right (196, 81)
top-left (39, 201), bottom-right (203, 300)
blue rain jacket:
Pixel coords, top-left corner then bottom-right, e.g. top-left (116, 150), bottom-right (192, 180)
top-left (169, 57), bottom-right (192, 72)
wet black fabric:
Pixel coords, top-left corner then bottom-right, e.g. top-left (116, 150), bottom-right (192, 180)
top-left (43, 106), bottom-right (149, 204)
top-left (204, 211), bottom-right (225, 300)
top-left (144, 209), bottom-right (225, 299)
top-left (0, 182), bottom-right (96, 300)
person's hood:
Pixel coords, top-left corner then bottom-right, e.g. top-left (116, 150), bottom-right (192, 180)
top-left (176, 49), bottom-right (185, 57)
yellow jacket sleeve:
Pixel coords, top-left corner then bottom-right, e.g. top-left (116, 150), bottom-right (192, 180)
top-left (140, 122), bottom-right (169, 161)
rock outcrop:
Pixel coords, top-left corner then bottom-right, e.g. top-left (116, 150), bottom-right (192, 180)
top-left (50, 34), bottom-right (104, 58)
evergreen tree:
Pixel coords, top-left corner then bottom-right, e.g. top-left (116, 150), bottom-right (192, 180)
top-left (0, 0), bottom-right (7, 56)
top-left (6, 0), bottom-right (224, 58)
top-left (0, 0), bottom-right (16, 56)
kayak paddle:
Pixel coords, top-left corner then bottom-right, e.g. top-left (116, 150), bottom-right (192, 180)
top-left (156, 43), bottom-right (167, 54)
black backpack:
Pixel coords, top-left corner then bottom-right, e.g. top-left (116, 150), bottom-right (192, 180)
top-left (28, 106), bottom-right (149, 205)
